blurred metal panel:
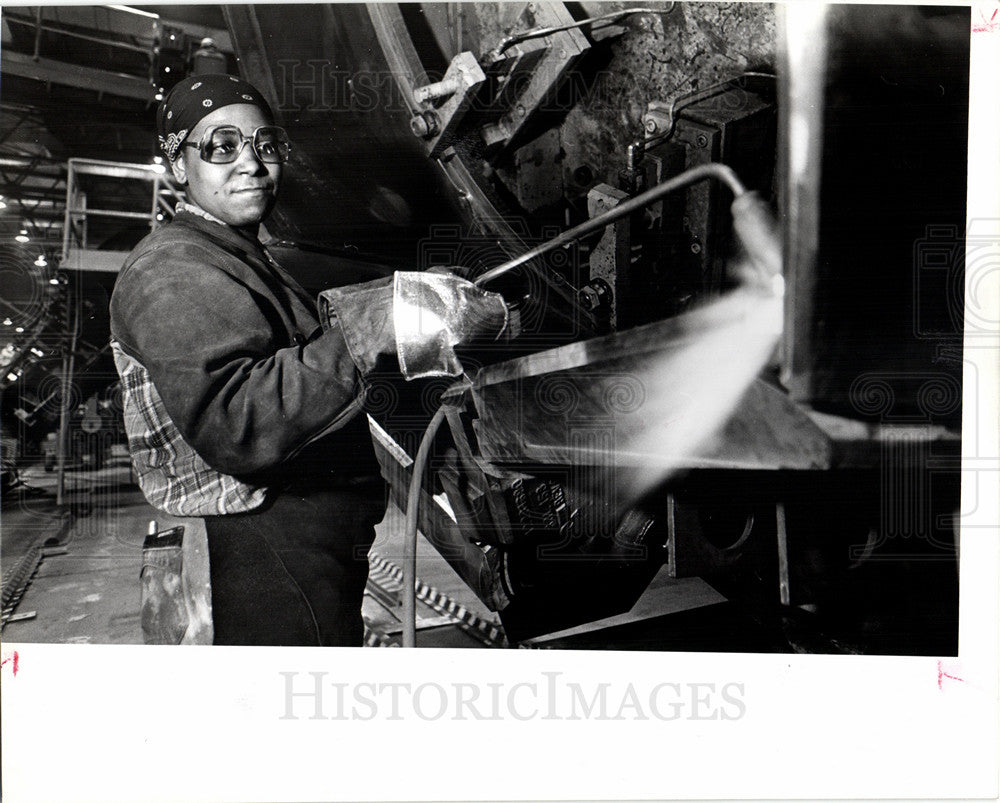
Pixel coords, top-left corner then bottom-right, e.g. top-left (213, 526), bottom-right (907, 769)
top-left (222, 3), bottom-right (461, 262)
top-left (778, 5), bottom-right (969, 424)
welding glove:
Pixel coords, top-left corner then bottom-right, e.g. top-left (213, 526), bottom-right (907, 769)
top-left (318, 271), bottom-right (508, 381)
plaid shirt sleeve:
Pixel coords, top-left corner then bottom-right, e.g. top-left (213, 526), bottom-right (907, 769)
top-left (112, 340), bottom-right (267, 517)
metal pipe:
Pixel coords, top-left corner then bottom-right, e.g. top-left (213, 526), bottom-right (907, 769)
top-left (645, 71), bottom-right (777, 148)
top-left (61, 161), bottom-right (74, 270)
top-left (66, 207), bottom-right (159, 220)
top-left (33, 7), bottom-right (44, 60)
top-left (487, 5), bottom-right (674, 61)
top-left (151, 174), bottom-right (161, 230)
top-left (55, 305), bottom-right (79, 508)
top-left (474, 162), bottom-right (747, 287)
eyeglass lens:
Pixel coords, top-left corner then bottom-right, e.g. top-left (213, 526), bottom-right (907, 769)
top-left (203, 126), bottom-right (290, 164)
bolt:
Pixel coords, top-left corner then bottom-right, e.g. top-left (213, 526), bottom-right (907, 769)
top-left (413, 77), bottom-right (461, 105)
top-left (516, 104), bottom-right (526, 117)
top-left (409, 111), bottom-right (440, 139)
top-left (527, 3), bottom-right (536, 12)
top-left (696, 134), bottom-right (709, 148)
top-left (690, 241), bottom-right (702, 254)
top-left (626, 140), bottom-right (644, 171)
top-left (559, 48), bottom-right (567, 59)
top-left (644, 117), bottom-right (658, 134)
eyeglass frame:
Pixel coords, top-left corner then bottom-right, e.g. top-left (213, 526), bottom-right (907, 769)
top-left (181, 124), bottom-right (291, 165)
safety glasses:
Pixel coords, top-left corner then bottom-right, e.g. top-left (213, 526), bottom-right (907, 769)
top-left (183, 125), bottom-right (291, 164)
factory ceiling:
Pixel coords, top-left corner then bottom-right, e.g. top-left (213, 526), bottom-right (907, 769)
top-left (0, 5), bottom-right (234, 248)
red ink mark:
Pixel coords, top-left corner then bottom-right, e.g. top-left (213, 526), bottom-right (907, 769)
top-left (937, 660), bottom-right (964, 690)
top-left (972, 7), bottom-right (1000, 33)
top-left (0, 651), bottom-right (19, 676)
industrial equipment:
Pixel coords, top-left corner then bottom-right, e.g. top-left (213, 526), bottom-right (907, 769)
top-left (2, 2), bottom-right (969, 653)
top-left (222, 2), bottom-right (969, 652)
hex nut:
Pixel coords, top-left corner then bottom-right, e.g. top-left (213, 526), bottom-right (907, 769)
top-left (579, 285), bottom-right (601, 311)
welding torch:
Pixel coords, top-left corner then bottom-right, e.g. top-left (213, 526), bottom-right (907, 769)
top-left (401, 163), bottom-right (782, 647)
top-left (474, 162), bottom-right (781, 290)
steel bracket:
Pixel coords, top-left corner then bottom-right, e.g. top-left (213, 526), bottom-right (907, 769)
top-left (411, 51), bottom-right (486, 159)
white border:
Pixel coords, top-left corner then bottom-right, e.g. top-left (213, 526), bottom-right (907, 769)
top-left (2, 2), bottom-right (998, 801)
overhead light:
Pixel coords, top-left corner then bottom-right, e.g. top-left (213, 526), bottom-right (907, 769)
top-left (164, 66), bottom-right (171, 74)
top-left (156, 213), bottom-right (164, 221)
top-left (0, 201), bottom-right (7, 210)
top-left (106, 5), bottom-right (159, 19)
top-left (31, 347), bottom-right (45, 358)
top-left (35, 255), bottom-right (47, 267)
top-left (2, 319), bottom-right (11, 326)
top-left (49, 277), bottom-right (60, 285)
top-left (154, 92), bottom-right (164, 101)
top-left (15, 327), bottom-right (25, 333)
top-left (6, 373), bottom-right (19, 383)
top-left (152, 163), bottom-right (166, 175)
top-left (15, 234), bottom-right (29, 243)
top-left (153, 156), bottom-right (163, 165)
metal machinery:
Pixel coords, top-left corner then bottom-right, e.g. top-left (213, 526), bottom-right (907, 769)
top-left (40, 3), bottom-right (968, 651)
top-left (216, 2), bottom-right (971, 652)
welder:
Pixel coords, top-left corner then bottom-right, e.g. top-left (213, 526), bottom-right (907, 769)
top-left (109, 74), bottom-right (507, 646)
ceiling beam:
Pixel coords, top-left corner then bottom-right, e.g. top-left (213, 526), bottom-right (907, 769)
top-left (1, 49), bottom-right (158, 103)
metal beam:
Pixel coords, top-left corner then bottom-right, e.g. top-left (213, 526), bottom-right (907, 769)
top-left (1, 50), bottom-right (157, 102)
top-left (0, 109), bottom-right (36, 145)
top-left (68, 157), bottom-right (166, 182)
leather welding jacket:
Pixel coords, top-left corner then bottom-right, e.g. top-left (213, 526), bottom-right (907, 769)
top-left (109, 209), bottom-right (380, 509)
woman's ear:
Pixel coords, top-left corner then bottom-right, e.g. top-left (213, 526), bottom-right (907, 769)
top-left (170, 155), bottom-right (187, 185)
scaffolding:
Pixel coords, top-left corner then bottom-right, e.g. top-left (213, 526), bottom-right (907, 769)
top-left (61, 158), bottom-right (184, 273)
top-left (51, 159), bottom-right (184, 504)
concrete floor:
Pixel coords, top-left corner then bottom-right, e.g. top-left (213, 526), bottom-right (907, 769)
top-left (1, 458), bottom-right (499, 646)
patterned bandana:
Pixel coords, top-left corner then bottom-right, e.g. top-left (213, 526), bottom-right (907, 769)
top-left (156, 73), bottom-right (274, 163)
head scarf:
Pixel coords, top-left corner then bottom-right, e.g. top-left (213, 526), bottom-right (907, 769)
top-left (156, 73), bottom-right (274, 163)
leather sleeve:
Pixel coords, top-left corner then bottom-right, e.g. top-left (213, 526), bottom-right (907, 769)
top-left (110, 241), bottom-right (368, 476)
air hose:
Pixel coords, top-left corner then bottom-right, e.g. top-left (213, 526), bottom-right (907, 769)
top-left (401, 406), bottom-right (447, 647)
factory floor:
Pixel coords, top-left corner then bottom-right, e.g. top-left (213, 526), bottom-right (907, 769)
top-left (4, 459), bottom-right (958, 654)
top-left (1, 457), bottom-right (498, 647)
